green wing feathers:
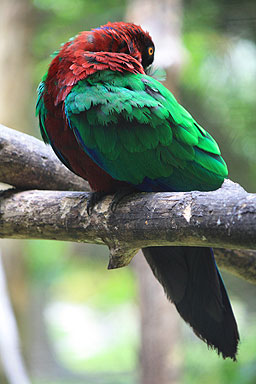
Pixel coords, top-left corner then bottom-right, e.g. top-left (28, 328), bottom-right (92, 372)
top-left (65, 70), bottom-right (228, 191)
top-left (36, 77), bottom-right (50, 144)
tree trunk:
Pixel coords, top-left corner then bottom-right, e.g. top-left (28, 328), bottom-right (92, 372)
top-left (0, 1), bottom-right (37, 382)
top-left (126, 1), bottom-right (184, 383)
top-left (0, 0), bottom-right (34, 133)
top-left (133, 253), bottom-right (181, 384)
top-left (0, 0), bottom-right (35, 380)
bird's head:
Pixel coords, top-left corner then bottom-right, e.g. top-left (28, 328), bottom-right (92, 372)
top-left (91, 22), bottom-right (155, 70)
top-left (62, 22), bottom-right (155, 71)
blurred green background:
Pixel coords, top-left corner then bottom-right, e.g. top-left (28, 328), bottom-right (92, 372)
top-left (0, 0), bottom-right (256, 383)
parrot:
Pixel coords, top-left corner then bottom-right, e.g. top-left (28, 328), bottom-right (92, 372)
top-left (36, 21), bottom-right (239, 360)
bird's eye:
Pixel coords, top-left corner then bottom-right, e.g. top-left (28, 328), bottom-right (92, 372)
top-left (148, 47), bottom-right (154, 56)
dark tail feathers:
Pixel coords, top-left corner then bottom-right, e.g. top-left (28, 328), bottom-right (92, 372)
top-left (142, 246), bottom-right (239, 360)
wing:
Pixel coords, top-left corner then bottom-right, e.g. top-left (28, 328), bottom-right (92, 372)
top-left (36, 78), bottom-right (79, 174)
top-left (64, 70), bottom-right (228, 192)
top-left (36, 78), bottom-right (50, 144)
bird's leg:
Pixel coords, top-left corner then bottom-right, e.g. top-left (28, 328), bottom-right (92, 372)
top-left (87, 191), bottom-right (109, 215)
top-left (110, 186), bottom-right (137, 212)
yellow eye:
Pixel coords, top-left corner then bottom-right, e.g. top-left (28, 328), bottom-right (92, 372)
top-left (148, 47), bottom-right (154, 56)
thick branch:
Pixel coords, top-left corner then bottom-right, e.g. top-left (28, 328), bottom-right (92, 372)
top-left (0, 182), bottom-right (256, 272)
top-left (1, 125), bottom-right (256, 283)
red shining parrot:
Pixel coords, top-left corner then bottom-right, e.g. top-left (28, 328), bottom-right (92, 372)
top-left (37, 22), bottom-right (239, 360)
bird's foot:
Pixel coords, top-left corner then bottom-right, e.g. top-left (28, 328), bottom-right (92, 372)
top-left (87, 191), bottom-right (108, 216)
top-left (110, 186), bottom-right (137, 212)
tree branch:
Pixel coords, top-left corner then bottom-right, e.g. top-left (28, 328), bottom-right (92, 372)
top-left (1, 182), bottom-right (256, 275)
top-left (0, 125), bottom-right (256, 283)
top-left (214, 249), bottom-right (256, 285)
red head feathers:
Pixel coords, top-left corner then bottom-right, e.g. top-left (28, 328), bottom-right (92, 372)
top-left (91, 22), bottom-right (155, 68)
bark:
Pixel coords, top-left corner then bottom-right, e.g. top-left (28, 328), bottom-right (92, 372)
top-left (0, 126), bottom-right (256, 284)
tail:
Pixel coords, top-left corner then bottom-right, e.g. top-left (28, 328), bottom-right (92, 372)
top-left (142, 246), bottom-right (239, 360)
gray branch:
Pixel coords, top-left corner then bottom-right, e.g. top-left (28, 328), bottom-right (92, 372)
top-left (0, 125), bottom-right (256, 283)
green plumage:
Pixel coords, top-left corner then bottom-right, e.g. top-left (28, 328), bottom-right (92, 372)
top-left (65, 70), bottom-right (228, 191)
top-left (36, 76), bottom-right (50, 143)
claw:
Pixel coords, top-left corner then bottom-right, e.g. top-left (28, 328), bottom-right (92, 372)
top-left (87, 191), bottom-right (108, 215)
